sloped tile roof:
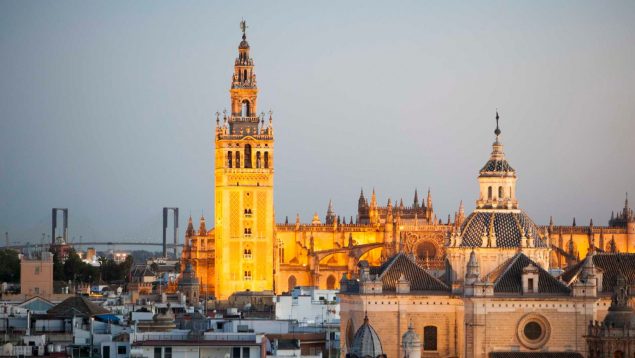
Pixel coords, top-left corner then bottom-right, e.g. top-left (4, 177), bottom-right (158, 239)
top-left (47, 296), bottom-right (110, 317)
top-left (374, 254), bottom-right (450, 292)
top-left (488, 253), bottom-right (570, 295)
top-left (561, 253), bottom-right (635, 293)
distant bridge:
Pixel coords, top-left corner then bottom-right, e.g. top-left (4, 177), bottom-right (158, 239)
top-left (5, 242), bottom-right (184, 250)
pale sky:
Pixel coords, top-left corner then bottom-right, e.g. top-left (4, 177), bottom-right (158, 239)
top-left (1, 1), bottom-right (634, 245)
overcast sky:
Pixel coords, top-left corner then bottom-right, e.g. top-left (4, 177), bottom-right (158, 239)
top-left (1, 1), bottom-right (634, 246)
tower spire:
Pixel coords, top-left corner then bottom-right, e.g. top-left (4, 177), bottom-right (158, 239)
top-left (413, 189), bottom-right (419, 209)
top-left (494, 110), bottom-right (501, 137)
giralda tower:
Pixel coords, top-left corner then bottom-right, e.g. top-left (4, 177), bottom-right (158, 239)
top-left (213, 21), bottom-right (275, 299)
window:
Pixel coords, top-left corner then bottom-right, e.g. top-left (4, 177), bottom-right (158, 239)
top-left (524, 322), bottom-right (542, 340)
top-left (279, 240), bottom-right (285, 262)
top-left (241, 100), bottom-right (250, 117)
top-left (154, 347), bottom-right (161, 358)
top-left (164, 347), bottom-right (172, 358)
top-left (228, 152), bottom-right (233, 168)
top-left (498, 186), bottom-right (503, 199)
top-left (527, 278), bottom-right (534, 293)
top-left (423, 326), bottom-right (437, 351)
top-left (244, 144), bottom-right (252, 168)
top-left (34, 287), bottom-right (40, 294)
top-left (235, 151), bottom-right (241, 168)
top-left (243, 249), bottom-right (252, 259)
top-left (232, 347), bottom-right (241, 358)
top-left (118, 346), bottom-right (127, 355)
top-left (288, 275), bottom-right (297, 292)
top-left (242, 347), bottom-right (250, 358)
top-left (256, 152), bottom-right (261, 168)
top-left (488, 186), bottom-right (492, 199)
top-left (264, 152), bottom-right (269, 168)
top-left (326, 275), bottom-right (336, 290)
top-left (244, 271), bottom-right (252, 280)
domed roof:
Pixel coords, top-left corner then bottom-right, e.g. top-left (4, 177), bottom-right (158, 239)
top-left (401, 324), bottom-right (421, 348)
top-left (603, 274), bottom-right (635, 329)
top-left (349, 315), bottom-right (384, 358)
top-left (178, 262), bottom-right (200, 287)
top-left (458, 210), bottom-right (547, 248)
top-left (480, 157), bottom-right (515, 174)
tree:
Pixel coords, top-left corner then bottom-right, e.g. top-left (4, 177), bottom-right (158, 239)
top-left (53, 252), bottom-right (65, 281)
top-left (0, 249), bottom-right (20, 283)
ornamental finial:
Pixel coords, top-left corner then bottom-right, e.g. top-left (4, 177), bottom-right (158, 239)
top-left (494, 110), bottom-right (501, 137)
top-left (240, 19), bottom-right (248, 39)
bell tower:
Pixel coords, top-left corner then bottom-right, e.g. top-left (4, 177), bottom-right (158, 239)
top-left (214, 21), bottom-right (275, 299)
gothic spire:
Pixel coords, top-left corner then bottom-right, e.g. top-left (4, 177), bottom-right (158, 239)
top-left (370, 188), bottom-right (377, 208)
top-left (198, 215), bottom-right (207, 236)
top-left (326, 199), bottom-right (336, 225)
top-left (413, 189), bottom-right (419, 209)
top-left (426, 187), bottom-right (432, 208)
top-left (186, 215), bottom-right (195, 237)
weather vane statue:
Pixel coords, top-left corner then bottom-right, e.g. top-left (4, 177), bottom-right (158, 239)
top-left (240, 19), bottom-right (248, 36)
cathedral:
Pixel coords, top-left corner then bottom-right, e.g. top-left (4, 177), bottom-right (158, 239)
top-left (180, 23), bottom-right (635, 311)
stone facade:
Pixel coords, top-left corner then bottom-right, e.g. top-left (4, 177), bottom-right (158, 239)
top-left (339, 120), bottom-right (635, 358)
top-left (180, 24), bottom-right (635, 306)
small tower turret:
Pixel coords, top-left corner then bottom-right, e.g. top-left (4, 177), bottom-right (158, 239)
top-left (401, 322), bottom-right (421, 358)
top-left (475, 111), bottom-right (518, 210)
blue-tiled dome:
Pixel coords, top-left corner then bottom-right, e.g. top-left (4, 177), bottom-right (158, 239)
top-left (349, 315), bottom-right (384, 358)
top-left (458, 210), bottom-right (547, 248)
top-left (480, 158), bottom-right (515, 174)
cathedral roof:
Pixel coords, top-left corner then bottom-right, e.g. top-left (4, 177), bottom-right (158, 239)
top-left (370, 253), bottom-right (450, 292)
top-left (349, 315), bottom-right (384, 358)
top-left (487, 253), bottom-right (570, 295)
top-left (560, 252), bottom-right (635, 293)
top-left (458, 211), bottom-right (547, 248)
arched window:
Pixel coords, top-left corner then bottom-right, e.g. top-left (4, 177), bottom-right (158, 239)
top-left (244, 144), bottom-right (252, 168)
top-left (241, 100), bottom-right (250, 117)
top-left (288, 275), bottom-right (297, 292)
top-left (326, 275), bottom-right (336, 290)
top-left (243, 69), bottom-right (247, 81)
top-left (227, 152), bottom-right (233, 168)
top-left (498, 186), bottom-right (503, 199)
top-left (416, 241), bottom-right (437, 260)
top-left (256, 152), bottom-right (261, 168)
top-left (264, 152), bottom-right (269, 169)
top-left (509, 186), bottom-right (513, 198)
top-left (423, 326), bottom-right (437, 351)
top-left (235, 151), bottom-right (241, 168)
top-left (278, 240), bottom-right (285, 263)
top-left (488, 186), bottom-right (492, 199)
